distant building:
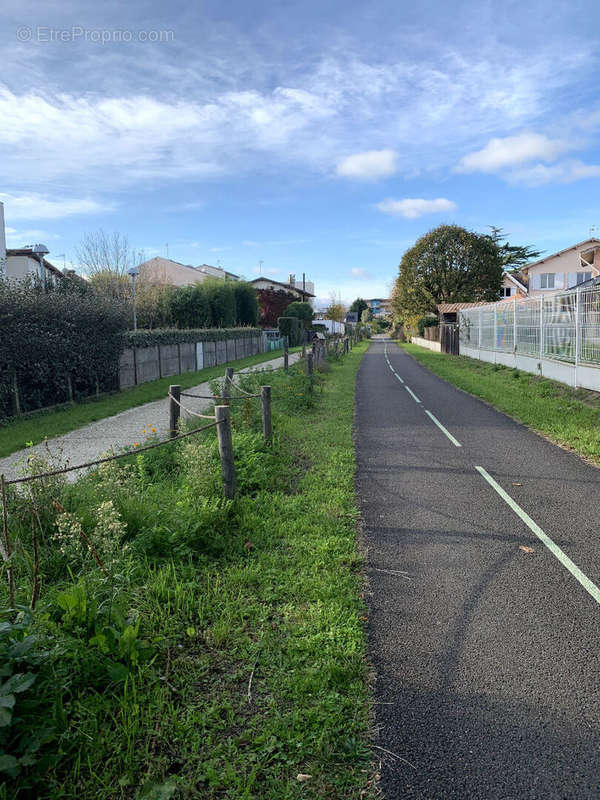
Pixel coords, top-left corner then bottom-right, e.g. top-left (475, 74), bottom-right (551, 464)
top-left (286, 273), bottom-right (315, 301)
top-left (196, 263), bottom-right (241, 281)
top-left (5, 248), bottom-right (63, 284)
top-left (500, 271), bottom-right (528, 299)
top-left (345, 311), bottom-right (359, 324)
top-left (136, 257), bottom-right (240, 287)
top-left (250, 276), bottom-right (315, 302)
top-left (366, 298), bottom-right (391, 318)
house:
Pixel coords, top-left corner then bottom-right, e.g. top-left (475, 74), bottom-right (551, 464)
top-left (250, 277), bottom-right (315, 302)
top-left (136, 257), bottom-right (241, 287)
top-left (196, 263), bottom-right (240, 281)
top-left (286, 273), bottom-right (315, 300)
top-left (366, 298), bottom-right (392, 318)
top-left (501, 271), bottom-right (528, 298)
top-left (5, 247), bottom-right (63, 285)
top-left (519, 239), bottom-right (600, 297)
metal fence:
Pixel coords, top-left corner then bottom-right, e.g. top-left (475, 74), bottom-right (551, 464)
top-left (459, 286), bottom-right (600, 367)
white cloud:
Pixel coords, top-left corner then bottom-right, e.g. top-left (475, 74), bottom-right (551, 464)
top-left (0, 192), bottom-right (108, 221)
top-left (456, 132), bottom-right (569, 173)
top-left (0, 35), bottom-right (590, 193)
top-left (336, 149), bottom-right (398, 180)
top-left (351, 267), bottom-right (372, 278)
top-left (376, 197), bottom-right (457, 219)
top-left (508, 158), bottom-right (600, 186)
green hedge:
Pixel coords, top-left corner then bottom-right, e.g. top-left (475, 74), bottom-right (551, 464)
top-left (138, 279), bottom-right (259, 329)
top-left (123, 327), bottom-right (262, 348)
top-left (0, 277), bottom-right (127, 419)
top-left (277, 317), bottom-right (302, 346)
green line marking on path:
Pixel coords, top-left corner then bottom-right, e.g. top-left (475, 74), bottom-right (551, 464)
top-left (475, 465), bottom-right (600, 605)
top-left (424, 410), bottom-right (462, 447)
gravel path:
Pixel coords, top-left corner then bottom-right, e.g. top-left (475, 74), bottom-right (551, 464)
top-left (1, 351), bottom-right (301, 483)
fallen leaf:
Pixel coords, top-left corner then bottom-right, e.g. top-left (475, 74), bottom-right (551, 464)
top-left (297, 774), bottom-right (312, 782)
top-left (512, 482), bottom-right (522, 486)
top-left (519, 545), bottom-right (535, 553)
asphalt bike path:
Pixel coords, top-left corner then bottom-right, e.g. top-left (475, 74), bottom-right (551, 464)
top-left (355, 339), bottom-right (600, 799)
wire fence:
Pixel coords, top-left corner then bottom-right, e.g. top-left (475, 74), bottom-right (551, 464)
top-left (459, 286), bottom-right (600, 366)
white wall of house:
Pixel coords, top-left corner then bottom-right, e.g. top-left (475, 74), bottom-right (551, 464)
top-left (5, 254), bottom-right (44, 281)
top-left (523, 241), bottom-right (600, 297)
top-left (137, 256), bottom-right (208, 287)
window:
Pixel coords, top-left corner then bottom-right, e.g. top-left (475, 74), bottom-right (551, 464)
top-left (540, 273), bottom-right (555, 289)
top-left (502, 287), bottom-right (514, 297)
top-left (577, 271), bottom-right (592, 285)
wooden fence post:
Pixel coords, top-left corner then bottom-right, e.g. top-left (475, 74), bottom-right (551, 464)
top-left (307, 352), bottom-right (313, 377)
top-left (215, 405), bottom-right (237, 499)
top-left (12, 373), bottom-right (21, 416)
top-left (169, 384), bottom-right (181, 438)
top-left (283, 345), bottom-right (289, 371)
top-left (261, 386), bottom-right (272, 443)
top-left (223, 367), bottom-right (234, 405)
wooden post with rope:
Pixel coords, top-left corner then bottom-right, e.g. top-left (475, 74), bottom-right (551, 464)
top-left (261, 386), bottom-right (272, 444)
top-left (215, 405), bottom-right (237, 498)
top-left (223, 367), bottom-right (234, 405)
top-left (169, 384), bottom-right (181, 439)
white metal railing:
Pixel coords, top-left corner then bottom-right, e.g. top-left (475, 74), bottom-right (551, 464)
top-left (459, 285), bottom-right (600, 367)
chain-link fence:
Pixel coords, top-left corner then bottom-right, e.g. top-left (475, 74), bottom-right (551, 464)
top-left (459, 286), bottom-right (600, 367)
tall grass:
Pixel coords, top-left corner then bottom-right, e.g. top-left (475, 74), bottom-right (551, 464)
top-left (0, 344), bottom-right (374, 799)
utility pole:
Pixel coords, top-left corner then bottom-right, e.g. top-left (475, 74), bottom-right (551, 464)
top-left (302, 272), bottom-right (306, 302)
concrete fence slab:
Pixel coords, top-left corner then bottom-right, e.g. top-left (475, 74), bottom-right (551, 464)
top-left (159, 344), bottom-right (179, 377)
top-left (180, 342), bottom-right (196, 373)
top-left (195, 342), bottom-right (203, 370)
top-left (203, 341), bottom-right (216, 368)
top-left (136, 346), bottom-right (161, 383)
top-left (216, 340), bottom-right (227, 365)
top-left (226, 339), bottom-right (236, 362)
top-left (119, 349), bottom-right (136, 389)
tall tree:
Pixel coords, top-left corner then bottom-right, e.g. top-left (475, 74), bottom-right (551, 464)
top-left (349, 297), bottom-right (368, 317)
top-left (285, 301), bottom-right (314, 328)
top-left (392, 224), bottom-right (503, 320)
top-left (487, 226), bottom-right (543, 271)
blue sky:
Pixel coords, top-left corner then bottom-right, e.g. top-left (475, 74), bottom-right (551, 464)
top-left (2, 0), bottom-right (600, 305)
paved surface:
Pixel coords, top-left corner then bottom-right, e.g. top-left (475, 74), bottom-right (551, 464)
top-left (355, 340), bottom-right (600, 799)
top-left (1, 351), bottom-right (301, 482)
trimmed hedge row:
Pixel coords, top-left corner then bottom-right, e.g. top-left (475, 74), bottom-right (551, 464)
top-left (124, 327), bottom-right (262, 348)
top-left (0, 277), bottom-right (127, 419)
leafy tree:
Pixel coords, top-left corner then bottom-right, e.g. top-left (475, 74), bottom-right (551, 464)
top-left (392, 224), bottom-right (504, 320)
top-left (361, 308), bottom-right (373, 323)
top-left (349, 297), bottom-right (368, 317)
top-left (255, 288), bottom-right (297, 327)
top-left (488, 227), bottom-right (543, 271)
top-left (285, 301), bottom-right (314, 328)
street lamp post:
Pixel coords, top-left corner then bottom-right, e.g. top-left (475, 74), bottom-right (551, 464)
top-left (127, 267), bottom-right (139, 331)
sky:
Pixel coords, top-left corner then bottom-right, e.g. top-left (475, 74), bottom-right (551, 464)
top-left (2, 0), bottom-right (600, 306)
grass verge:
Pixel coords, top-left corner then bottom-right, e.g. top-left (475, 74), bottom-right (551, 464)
top-left (0, 347), bottom-right (302, 460)
top-left (1, 342), bottom-right (374, 799)
top-left (402, 342), bottom-right (600, 465)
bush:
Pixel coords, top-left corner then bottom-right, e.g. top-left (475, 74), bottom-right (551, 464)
top-left (123, 327), bottom-right (261, 348)
top-left (417, 316), bottom-right (439, 337)
top-left (284, 301), bottom-right (313, 328)
top-left (0, 276), bottom-right (128, 419)
top-left (277, 316), bottom-right (302, 346)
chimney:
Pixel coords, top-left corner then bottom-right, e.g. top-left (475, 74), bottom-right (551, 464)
top-left (288, 273), bottom-right (295, 287)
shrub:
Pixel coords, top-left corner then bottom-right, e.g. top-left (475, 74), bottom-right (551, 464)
top-left (278, 316), bottom-right (302, 346)
top-left (417, 316), bottom-right (439, 337)
top-left (0, 276), bottom-right (128, 419)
